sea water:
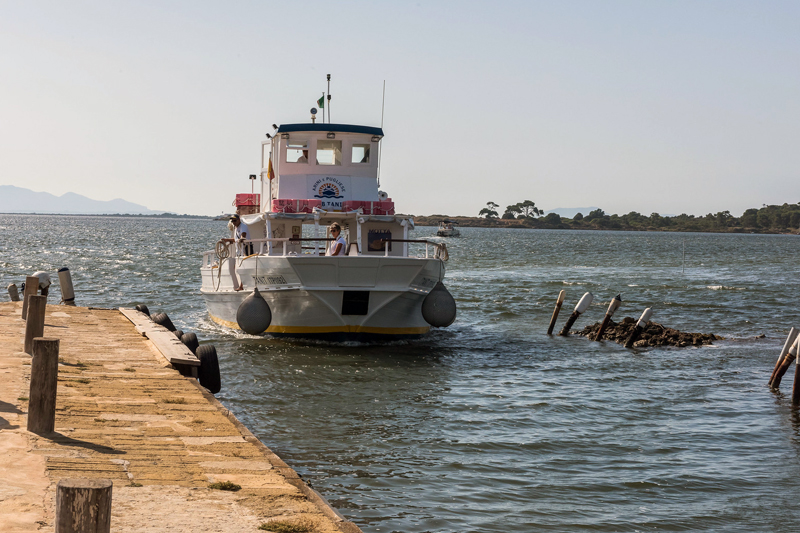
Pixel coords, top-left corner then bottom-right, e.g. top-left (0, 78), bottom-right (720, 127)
top-left (2, 214), bottom-right (800, 532)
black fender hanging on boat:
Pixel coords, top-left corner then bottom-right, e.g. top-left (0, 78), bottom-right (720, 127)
top-left (236, 287), bottom-right (272, 335)
top-left (421, 282), bottom-right (457, 328)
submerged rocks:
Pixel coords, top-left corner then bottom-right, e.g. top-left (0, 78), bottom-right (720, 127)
top-left (577, 317), bottom-right (721, 347)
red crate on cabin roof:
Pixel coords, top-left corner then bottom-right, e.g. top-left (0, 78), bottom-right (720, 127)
top-left (235, 193), bottom-right (260, 206)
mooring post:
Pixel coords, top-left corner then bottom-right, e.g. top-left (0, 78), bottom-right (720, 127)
top-left (771, 337), bottom-right (799, 389)
top-left (547, 290), bottom-right (566, 335)
top-left (56, 478), bottom-right (113, 533)
top-left (769, 327), bottom-right (799, 387)
top-left (24, 295), bottom-right (47, 355)
top-left (21, 275), bottom-right (39, 319)
top-left (558, 292), bottom-right (593, 336)
top-left (7, 283), bottom-right (21, 302)
top-left (32, 271), bottom-right (51, 298)
top-left (58, 267), bottom-right (76, 306)
top-left (624, 308), bottom-right (653, 348)
top-left (594, 294), bottom-right (622, 341)
top-left (27, 337), bottom-right (60, 434)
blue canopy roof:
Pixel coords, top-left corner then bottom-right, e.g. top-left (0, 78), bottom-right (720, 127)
top-left (276, 123), bottom-right (384, 136)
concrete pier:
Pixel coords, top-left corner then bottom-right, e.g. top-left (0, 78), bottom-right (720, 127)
top-left (0, 301), bottom-right (361, 533)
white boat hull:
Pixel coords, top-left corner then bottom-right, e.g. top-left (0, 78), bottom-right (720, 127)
top-left (201, 255), bottom-right (444, 341)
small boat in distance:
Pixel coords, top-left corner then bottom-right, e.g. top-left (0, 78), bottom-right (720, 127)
top-left (200, 108), bottom-right (457, 341)
top-left (436, 220), bottom-right (461, 237)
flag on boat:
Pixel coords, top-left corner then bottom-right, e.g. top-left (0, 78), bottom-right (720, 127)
top-left (317, 95), bottom-right (325, 108)
top-left (267, 158), bottom-right (275, 180)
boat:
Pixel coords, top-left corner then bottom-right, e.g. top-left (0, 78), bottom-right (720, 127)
top-left (200, 112), bottom-right (456, 341)
top-left (436, 220), bottom-right (461, 237)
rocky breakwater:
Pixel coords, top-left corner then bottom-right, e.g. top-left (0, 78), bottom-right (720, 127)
top-left (577, 317), bottom-right (721, 348)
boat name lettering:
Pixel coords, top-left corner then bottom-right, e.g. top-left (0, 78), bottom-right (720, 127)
top-left (253, 275), bottom-right (287, 285)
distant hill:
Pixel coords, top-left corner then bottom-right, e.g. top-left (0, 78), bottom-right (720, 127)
top-left (0, 185), bottom-right (163, 214)
top-left (546, 206), bottom-right (600, 218)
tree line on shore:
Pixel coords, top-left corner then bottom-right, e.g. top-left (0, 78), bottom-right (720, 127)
top-left (455, 200), bottom-right (800, 233)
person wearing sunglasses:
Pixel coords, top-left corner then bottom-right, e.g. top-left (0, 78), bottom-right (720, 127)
top-left (326, 222), bottom-right (347, 256)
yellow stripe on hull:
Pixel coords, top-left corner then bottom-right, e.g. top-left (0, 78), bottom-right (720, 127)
top-left (208, 313), bottom-right (430, 336)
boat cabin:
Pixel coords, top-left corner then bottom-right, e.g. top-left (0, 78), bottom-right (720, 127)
top-left (227, 123), bottom-right (428, 259)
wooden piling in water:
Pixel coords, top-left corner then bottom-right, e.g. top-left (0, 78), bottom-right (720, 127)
top-left (27, 337), bottom-right (60, 434)
top-left (21, 275), bottom-right (39, 319)
top-left (23, 295), bottom-right (47, 355)
top-left (792, 352), bottom-right (800, 405)
top-left (769, 328), bottom-right (799, 387)
top-left (547, 290), bottom-right (566, 335)
top-left (558, 292), bottom-right (593, 336)
top-left (594, 294), bottom-right (622, 341)
top-left (624, 308), bottom-right (653, 348)
top-left (56, 478), bottom-right (112, 533)
top-left (771, 337), bottom-right (799, 389)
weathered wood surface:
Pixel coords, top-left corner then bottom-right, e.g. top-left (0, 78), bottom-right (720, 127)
top-left (0, 302), bottom-right (361, 533)
top-left (23, 295), bottom-right (47, 354)
top-left (27, 337), bottom-right (60, 434)
top-left (119, 308), bottom-right (200, 367)
top-left (21, 275), bottom-right (39, 320)
top-left (56, 478), bottom-right (112, 533)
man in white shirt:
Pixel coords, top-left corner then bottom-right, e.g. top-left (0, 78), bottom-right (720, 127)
top-left (223, 214), bottom-right (251, 290)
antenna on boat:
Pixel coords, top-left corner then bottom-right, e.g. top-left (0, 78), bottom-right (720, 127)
top-left (327, 74), bottom-right (331, 123)
top-left (378, 80), bottom-right (385, 187)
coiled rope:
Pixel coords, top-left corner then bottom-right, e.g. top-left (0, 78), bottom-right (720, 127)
top-left (435, 242), bottom-right (449, 261)
top-left (214, 240), bottom-right (230, 291)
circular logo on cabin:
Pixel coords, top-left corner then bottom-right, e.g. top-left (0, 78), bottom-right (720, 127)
top-left (315, 183), bottom-right (342, 199)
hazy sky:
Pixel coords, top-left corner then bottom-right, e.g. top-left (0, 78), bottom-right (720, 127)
top-left (2, 1), bottom-right (798, 216)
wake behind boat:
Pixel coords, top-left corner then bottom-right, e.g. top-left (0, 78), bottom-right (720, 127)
top-left (200, 109), bottom-right (456, 341)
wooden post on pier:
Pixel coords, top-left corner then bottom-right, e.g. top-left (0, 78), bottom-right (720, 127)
top-left (769, 328), bottom-right (799, 387)
top-left (547, 290), bottom-right (566, 335)
top-left (27, 337), bottom-right (60, 434)
top-left (21, 275), bottom-right (39, 319)
top-left (56, 478), bottom-right (113, 533)
top-left (58, 267), bottom-right (76, 306)
top-left (7, 283), bottom-right (20, 302)
top-left (24, 295), bottom-right (47, 355)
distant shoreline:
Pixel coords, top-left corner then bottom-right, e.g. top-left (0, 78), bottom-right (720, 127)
top-left (413, 215), bottom-right (800, 235)
top-left (2, 211), bottom-right (796, 234)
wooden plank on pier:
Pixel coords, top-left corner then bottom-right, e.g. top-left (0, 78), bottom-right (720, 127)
top-left (119, 308), bottom-right (200, 367)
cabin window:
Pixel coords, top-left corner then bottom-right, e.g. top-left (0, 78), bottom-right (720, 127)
top-left (286, 141), bottom-right (309, 164)
top-left (351, 144), bottom-right (370, 164)
top-left (316, 140), bottom-right (342, 166)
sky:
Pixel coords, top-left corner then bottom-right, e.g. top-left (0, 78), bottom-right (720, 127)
top-left (1, 1), bottom-right (799, 217)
